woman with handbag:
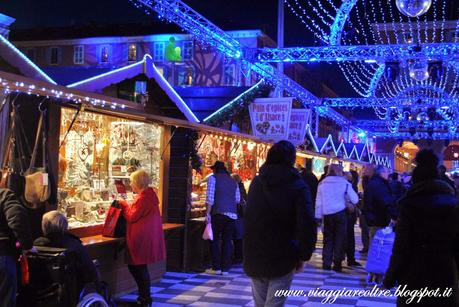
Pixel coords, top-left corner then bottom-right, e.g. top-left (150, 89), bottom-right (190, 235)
top-left (117, 169), bottom-right (165, 307)
top-left (315, 164), bottom-right (359, 272)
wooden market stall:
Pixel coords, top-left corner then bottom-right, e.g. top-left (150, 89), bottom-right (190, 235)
top-left (0, 71), bottom-right (190, 295)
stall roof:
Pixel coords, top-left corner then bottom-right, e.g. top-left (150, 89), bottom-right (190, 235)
top-left (66, 54), bottom-right (199, 123)
top-left (0, 70), bottom-right (269, 142)
top-left (0, 70), bottom-right (388, 167)
top-left (0, 35), bottom-right (56, 84)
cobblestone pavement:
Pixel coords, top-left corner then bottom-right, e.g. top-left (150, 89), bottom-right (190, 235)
top-left (119, 226), bottom-right (397, 306)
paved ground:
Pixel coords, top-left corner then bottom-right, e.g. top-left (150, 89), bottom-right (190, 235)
top-left (118, 226), bottom-right (397, 306)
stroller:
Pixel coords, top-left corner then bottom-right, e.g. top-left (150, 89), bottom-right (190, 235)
top-left (19, 246), bottom-right (114, 307)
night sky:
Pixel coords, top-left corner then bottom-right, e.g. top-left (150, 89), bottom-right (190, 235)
top-left (0, 0), bottom-right (353, 96)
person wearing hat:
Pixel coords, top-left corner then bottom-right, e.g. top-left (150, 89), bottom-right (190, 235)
top-left (205, 161), bottom-right (240, 275)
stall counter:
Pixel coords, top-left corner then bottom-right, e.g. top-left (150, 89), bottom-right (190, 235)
top-left (81, 223), bottom-right (184, 297)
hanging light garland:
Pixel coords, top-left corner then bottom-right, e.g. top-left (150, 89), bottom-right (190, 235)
top-left (0, 72), bottom-right (129, 111)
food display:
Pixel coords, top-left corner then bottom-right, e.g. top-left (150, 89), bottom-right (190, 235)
top-left (58, 108), bottom-right (163, 229)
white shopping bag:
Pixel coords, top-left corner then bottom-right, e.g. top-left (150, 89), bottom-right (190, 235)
top-left (202, 223), bottom-right (213, 241)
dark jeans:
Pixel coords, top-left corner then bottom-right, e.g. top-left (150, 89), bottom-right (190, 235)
top-left (0, 254), bottom-right (16, 307)
top-left (211, 214), bottom-right (235, 271)
top-left (128, 264), bottom-right (151, 302)
top-left (359, 214), bottom-right (370, 251)
top-left (233, 239), bottom-right (243, 262)
top-left (323, 210), bottom-right (347, 267)
top-left (345, 211), bottom-right (357, 262)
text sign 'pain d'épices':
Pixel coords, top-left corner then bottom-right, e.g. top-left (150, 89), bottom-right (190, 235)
top-left (249, 98), bottom-right (310, 145)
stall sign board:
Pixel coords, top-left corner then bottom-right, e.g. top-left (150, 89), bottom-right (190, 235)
top-left (249, 98), bottom-right (292, 142)
top-left (288, 109), bottom-right (311, 146)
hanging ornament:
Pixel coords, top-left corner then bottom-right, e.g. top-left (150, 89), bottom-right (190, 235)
top-left (409, 60), bottom-right (430, 82)
top-left (396, 0), bottom-right (432, 18)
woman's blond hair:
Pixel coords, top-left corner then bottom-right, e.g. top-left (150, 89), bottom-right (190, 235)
top-left (130, 169), bottom-right (151, 190)
top-left (42, 210), bottom-right (68, 236)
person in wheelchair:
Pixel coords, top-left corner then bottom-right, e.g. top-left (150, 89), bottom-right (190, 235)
top-left (34, 211), bottom-right (98, 291)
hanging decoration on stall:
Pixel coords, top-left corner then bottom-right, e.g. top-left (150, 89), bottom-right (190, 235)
top-left (249, 98), bottom-right (292, 142)
top-left (188, 129), bottom-right (203, 172)
top-left (288, 109), bottom-right (311, 146)
top-left (204, 81), bottom-right (271, 128)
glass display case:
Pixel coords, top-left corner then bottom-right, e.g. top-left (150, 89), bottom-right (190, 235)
top-left (57, 108), bottom-right (163, 229)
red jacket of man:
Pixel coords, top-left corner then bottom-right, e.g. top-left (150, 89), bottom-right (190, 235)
top-left (119, 188), bottom-right (166, 265)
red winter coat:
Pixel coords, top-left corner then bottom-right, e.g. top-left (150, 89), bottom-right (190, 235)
top-left (119, 188), bottom-right (166, 265)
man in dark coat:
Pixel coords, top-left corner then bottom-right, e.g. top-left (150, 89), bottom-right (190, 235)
top-left (364, 165), bottom-right (398, 241)
top-left (244, 141), bottom-right (316, 307)
top-left (388, 172), bottom-right (406, 202)
top-left (384, 150), bottom-right (459, 306)
top-left (300, 159), bottom-right (319, 207)
top-left (0, 188), bottom-right (35, 307)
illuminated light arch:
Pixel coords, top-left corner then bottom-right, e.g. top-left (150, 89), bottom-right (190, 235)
top-left (393, 84), bottom-right (452, 99)
top-left (329, 0), bottom-right (359, 45)
top-left (329, 0), bottom-right (387, 97)
top-left (366, 64), bottom-right (386, 97)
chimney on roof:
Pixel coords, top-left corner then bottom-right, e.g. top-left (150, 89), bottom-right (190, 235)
top-left (0, 13), bottom-right (15, 39)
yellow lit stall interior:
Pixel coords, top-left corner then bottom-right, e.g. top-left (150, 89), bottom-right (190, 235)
top-left (57, 108), bottom-right (163, 234)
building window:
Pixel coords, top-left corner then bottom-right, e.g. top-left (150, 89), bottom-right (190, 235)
top-left (26, 48), bottom-right (36, 62)
top-left (177, 65), bottom-right (194, 86)
top-left (153, 42), bottom-right (165, 62)
top-left (128, 44), bottom-right (137, 62)
top-left (100, 45), bottom-right (110, 64)
top-left (224, 64), bottom-right (237, 85)
top-left (156, 66), bottom-right (164, 77)
top-left (49, 47), bottom-right (60, 65)
top-left (134, 81), bottom-right (148, 104)
top-left (73, 45), bottom-right (84, 64)
top-left (183, 41), bottom-right (194, 60)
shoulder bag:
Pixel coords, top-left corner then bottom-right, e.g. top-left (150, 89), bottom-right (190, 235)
top-left (24, 104), bottom-right (50, 207)
top-left (345, 183), bottom-right (355, 213)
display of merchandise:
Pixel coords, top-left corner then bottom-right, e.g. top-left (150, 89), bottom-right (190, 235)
top-left (57, 108), bottom-right (163, 229)
top-left (190, 135), bottom-right (269, 220)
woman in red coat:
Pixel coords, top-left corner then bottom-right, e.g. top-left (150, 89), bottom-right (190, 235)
top-left (118, 169), bottom-right (166, 307)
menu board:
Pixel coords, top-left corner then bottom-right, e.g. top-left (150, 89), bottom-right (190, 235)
top-left (249, 98), bottom-right (292, 142)
top-left (288, 109), bottom-right (311, 146)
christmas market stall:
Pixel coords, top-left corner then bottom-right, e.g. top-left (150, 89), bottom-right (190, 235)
top-left (0, 70), bottom-right (190, 295)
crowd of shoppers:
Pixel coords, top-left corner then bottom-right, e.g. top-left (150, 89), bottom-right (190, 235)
top-left (4, 139), bottom-right (459, 307)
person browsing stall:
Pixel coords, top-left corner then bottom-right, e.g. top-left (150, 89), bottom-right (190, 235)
top-left (118, 169), bottom-right (166, 307)
top-left (0, 188), bottom-right (35, 307)
top-left (205, 161), bottom-right (240, 275)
